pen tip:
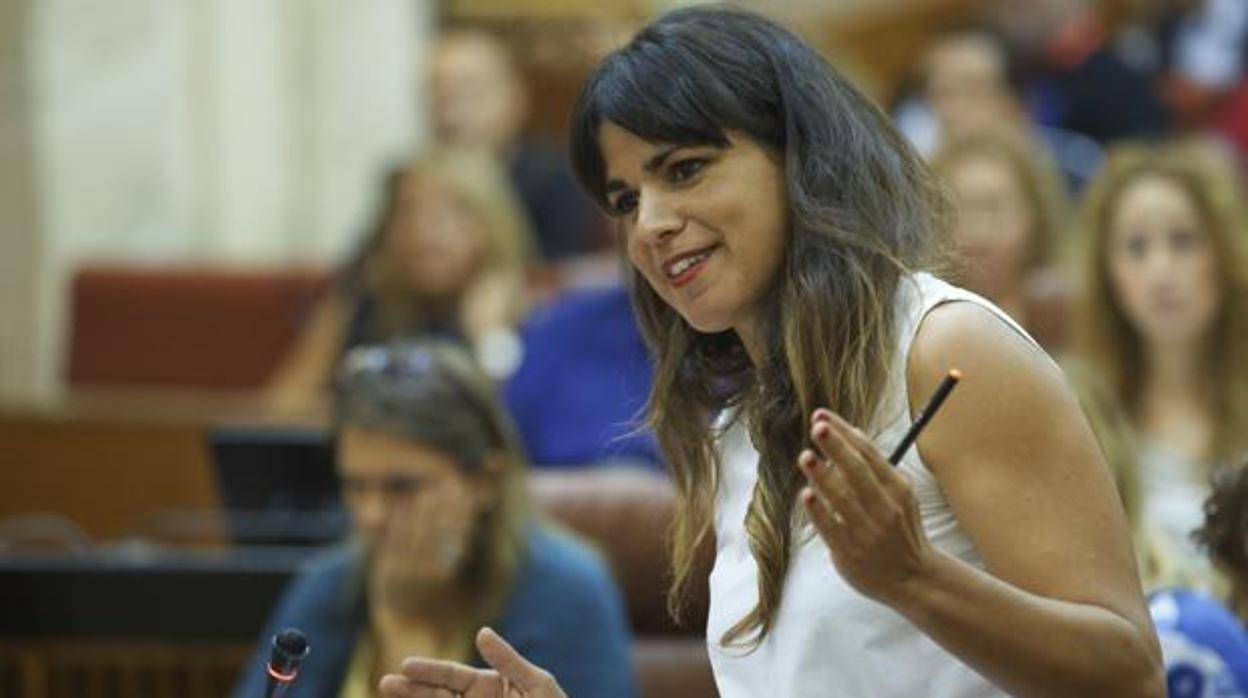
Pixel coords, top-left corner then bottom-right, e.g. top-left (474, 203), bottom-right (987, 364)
top-left (948, 368), bottom-right (963, 381)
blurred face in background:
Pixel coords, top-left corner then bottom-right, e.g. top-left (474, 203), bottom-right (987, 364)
top-left (337, 426), bottom-right (487, 601)
top-left (925, 35), bottom-right (1016, 142)
top-left (1106, 174), bottom-right (1221, 352)
top-left (946, 151), bottom-right (1035, 302)
top-left (384, 173), bottom-right (487, 299)
top-left (989, 0), bottom-right (1087, 57)
top-left (430, 33), bottom-right (527, 153)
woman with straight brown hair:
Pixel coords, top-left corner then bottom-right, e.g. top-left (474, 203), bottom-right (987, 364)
top-left (1073, 138), bottom-right (1248, 578)
top-left (236, 340), bottom-right (634, 698)
top-left (380, 7), bottom-right (1163, 697)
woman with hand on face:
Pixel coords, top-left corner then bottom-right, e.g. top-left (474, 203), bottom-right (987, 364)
top-left (380, 7), bottom-right (1163, 698)
top-left (266, 149), bottom-right (533, 414)
top-left (235, 340), bottom-right (634, 698)
top-left (1073, 139), bottom-right (1248, 583)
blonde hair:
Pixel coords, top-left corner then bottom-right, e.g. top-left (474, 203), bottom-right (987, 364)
top-left (1073, 138), bottom-right (1248, 465)
top-left (359, 148), bottom-right (534, 338)
top-left (929, 128), bottom-right (1067, 276)
top-left (1061, 359), bottom-right (1206, 590)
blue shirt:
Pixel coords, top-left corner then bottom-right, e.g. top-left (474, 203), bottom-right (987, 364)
top-left (504, 285), bottom-right (661, 470)
top-left (1150, 587), bottom-right (1248, 698)
top-left (231, 526), bottom-right (636, 698)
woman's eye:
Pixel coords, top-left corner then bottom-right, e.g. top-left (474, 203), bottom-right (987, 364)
top-left (1123, 235), bottom-right (1148, 259)
top-left (609, 191), bottom-right (638, 216)
top-left (1170, 229), bottom-right (1201, 252)
top-left (380, 475), bottom-right (424, 498)
top-left (669, 158), bottom-right (707, 183)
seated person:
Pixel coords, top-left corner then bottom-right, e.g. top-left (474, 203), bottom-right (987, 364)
top-left (893, 25), bottom-right (1103, 191)
top-left (1063, 360), bottom-right (1209, 593)
top-left (1073, 139), bottom-right (1248, 577)
top-left (234, 340), bottom-right (635, 698)
top-left (266, 149), bottom-right (534, 413)
top-left (929, 129), bottom-right (1068, 346)
top-left (428, 28), bottom-right (604, 262)
top-left (504, 283), bottom-right (661, 470)
top-left (1151, 464), bottom-right (1248, 697)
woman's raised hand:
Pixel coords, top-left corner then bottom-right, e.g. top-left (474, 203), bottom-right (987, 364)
top-left (378, 628), bottom-right (567, 698)
top-left (797, 409), bottom-right (938, 607)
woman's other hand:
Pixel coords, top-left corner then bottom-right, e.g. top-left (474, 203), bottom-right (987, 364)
top-left (798, 409), bottom-right (938, 606)
top-left (378, 628), bottom-right (568, 698)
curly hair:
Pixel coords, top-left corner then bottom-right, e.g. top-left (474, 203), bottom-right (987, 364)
top-left (1194, 464), bottom-right (1248, 576)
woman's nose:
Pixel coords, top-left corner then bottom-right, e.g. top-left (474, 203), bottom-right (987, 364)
top-left (351, 493), bottom-right (388, 539)
top-left (635, 189), bottom-right (683, 244)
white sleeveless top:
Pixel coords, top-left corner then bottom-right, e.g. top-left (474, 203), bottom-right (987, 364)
top-left (707, 273), bottom-right (1032, 698)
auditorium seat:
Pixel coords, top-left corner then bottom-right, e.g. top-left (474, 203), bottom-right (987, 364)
top-left (66, 265), bottom-right (330, 390)
top-left (532, 467), bottom-right (716, 698)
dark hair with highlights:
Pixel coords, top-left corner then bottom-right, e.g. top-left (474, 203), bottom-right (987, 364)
top-left (569, 5), bottom-right (947, 646)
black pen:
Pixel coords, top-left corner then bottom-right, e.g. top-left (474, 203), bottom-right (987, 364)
top-left (887, 369), bottom-right (961, 466)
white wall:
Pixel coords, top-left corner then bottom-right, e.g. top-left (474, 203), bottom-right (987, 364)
top-left (0, 0), bottom-right (431, 401)
top-left (0, 0), bottom-right (43, 402)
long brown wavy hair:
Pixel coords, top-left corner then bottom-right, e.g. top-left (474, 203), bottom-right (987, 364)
top-left (1073, 138), bottom-right (1248, 465)
top-left (570, 6), bottom-right (946, 645)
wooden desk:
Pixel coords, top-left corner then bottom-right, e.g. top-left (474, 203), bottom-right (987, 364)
top-left (0, 391), bottom-right (327, 545)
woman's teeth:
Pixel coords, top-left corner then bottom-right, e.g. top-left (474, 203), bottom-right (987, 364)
top-left (667, 250), bottom-right (711, 278)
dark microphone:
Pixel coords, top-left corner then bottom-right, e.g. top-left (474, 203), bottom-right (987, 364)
top-left (265, 628), bottom-right (310, 698)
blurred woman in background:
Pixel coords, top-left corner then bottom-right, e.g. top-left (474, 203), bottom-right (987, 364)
top-left (1063, 359), bottom-right (1207, 593)
top-left (1074, 138), bottom-right (1248, 572)
top-left (236, 340), bottom-right (634, 698)
top-left (266, 149), bottom-right (533, 411)
top-left (930, 130), bottom-right (1067, 340)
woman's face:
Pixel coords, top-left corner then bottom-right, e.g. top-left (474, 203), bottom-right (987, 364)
top-left (598, 122), bottom-right (789, 341)
top-left (337, 426), bottom-right (485, 587)
top-left (386, 175), bottom-right (487, 298)
top-left (1106, 174), bottom-right (1221, 350)
top-left (946, 152), bottom-right (1035, 301)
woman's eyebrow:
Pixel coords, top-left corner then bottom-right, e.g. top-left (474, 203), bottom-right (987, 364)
top-left (643, 144), bottom-right (682, 173)
top-left (603, 144), bottom-right (684, 194)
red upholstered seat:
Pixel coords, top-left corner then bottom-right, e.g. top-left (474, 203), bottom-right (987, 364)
top-left (67, 266), bottom-right (331, 390)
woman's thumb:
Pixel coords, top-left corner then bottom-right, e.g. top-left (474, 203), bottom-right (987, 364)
top-left (476, 627), bottom-right (547, 692)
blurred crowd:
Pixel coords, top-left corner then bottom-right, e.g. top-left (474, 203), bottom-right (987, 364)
top-left (8, 0), bottom-right (1248, 696)
top-left (252, 1), bottom-right (1248, 693)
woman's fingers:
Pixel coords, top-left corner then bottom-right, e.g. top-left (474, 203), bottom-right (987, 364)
top-left (799, 449), bottom-right (872, 535)
top-left (830, 412), bottom-right (904, 487)
top-left (809, 412), bottom-right (889, 513)
top-left (379, 629), bottom-right (563, 698)
top-left (396, 657), bottom-right (484, 694)
top-left (477, 627), bottom-right (564, 696)
top-left (378, 674), bottom-right (414, 698)
top-left (801, 485), bottom-right (851, 552)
